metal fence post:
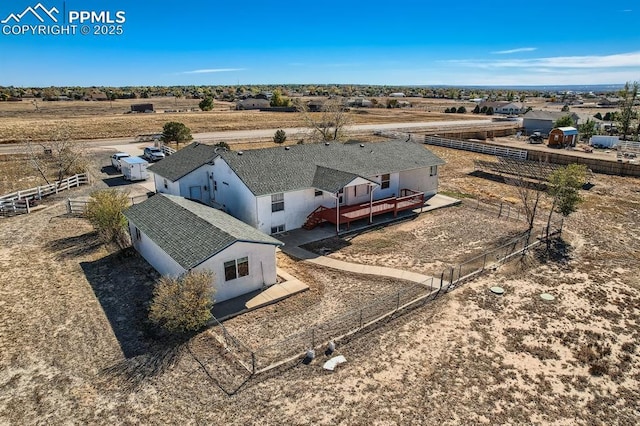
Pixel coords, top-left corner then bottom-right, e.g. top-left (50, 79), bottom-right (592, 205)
top-left (311, 328), bottom-right (316, 348)
top-left (483, 253), bottom-right (487, 271)
top-left (251, 352), bottom-right (256, 375)
top-left (396, 291), bottom-right (400, 311)
top-left (359, 309), bottom-right (363, 329)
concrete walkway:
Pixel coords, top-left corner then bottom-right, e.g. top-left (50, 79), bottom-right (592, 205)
top-left (276, 193), bottom-right (457, 289)
top-left (282, 245), bottom-right (441, 288)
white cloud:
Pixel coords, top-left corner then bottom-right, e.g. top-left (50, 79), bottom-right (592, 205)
top-left (491, 47), bottom-right (537, 54)
top-left (445, 51), bottom-right (640, 69)
top-left (181, 68), bottom-right (245, 74)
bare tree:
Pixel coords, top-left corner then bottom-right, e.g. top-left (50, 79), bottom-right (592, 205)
top-left (26, 122), bottom-right (87, 185)
top-left (296, 98), bottom-right (352, 142)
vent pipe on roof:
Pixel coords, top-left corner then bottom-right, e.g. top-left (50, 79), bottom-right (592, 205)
top-left (360, 144), bottom-right (364, 147)
top-left (325, 142), bottom-right (330, 146)
top-left (285, 146), bottom-right (290, 150)
top-left (238, 151), bottom-right (243, 155)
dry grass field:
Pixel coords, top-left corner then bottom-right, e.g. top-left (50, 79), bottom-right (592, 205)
top-left (0, 97), bottom-right (481, 143)
top-left (0, 144), bottom-right (639, 424)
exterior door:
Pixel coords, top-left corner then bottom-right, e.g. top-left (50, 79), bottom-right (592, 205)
top-left (189, 186), bottom-right (202, 200)
top-left (338, 188), bottom-right (345, 206)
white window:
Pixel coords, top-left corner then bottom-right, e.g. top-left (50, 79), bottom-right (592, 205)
top-left (224, 257), bottom-right (249, 281)
top-left (271, 224), bottom-right (285, 234)
top-left (271, 193), bottom-right (284, 212)
top-left (381, 174), bottom-right (390, 189)
top-left (134, 227), bottom-right (141, 241)
top-left (163, 179), bottom-right (168, 189)
top-left (430, 166), bottom-right (438, 176)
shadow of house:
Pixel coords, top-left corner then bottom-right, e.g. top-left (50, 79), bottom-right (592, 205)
top-left (80, 249), bottom-right (160, 358)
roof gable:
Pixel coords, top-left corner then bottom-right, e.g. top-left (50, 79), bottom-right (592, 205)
top-left (149, 142), bottom-right (219, 181)
top-left (124, 194), bottom-right (282, 269)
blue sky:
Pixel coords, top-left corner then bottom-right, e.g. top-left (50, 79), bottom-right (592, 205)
top-left (0, 0), bottom-right (638, 87)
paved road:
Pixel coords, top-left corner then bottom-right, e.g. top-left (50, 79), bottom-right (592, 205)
top-left (0, 119), bottom-right (496, 154)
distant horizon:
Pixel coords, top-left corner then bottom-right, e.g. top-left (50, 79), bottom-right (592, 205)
top-left (1, 1), bottom-right (638, 87)
top-left (0, 83), bottom-right (628, 93)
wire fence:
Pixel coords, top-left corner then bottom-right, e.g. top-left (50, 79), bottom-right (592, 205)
top-left (188, 210), bottom-right (563, 391)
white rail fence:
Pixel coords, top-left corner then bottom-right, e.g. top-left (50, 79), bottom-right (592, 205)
top-left (66, 193), bottom-right (151, 216)
top-left (424, 135), bottom-right (528, 161)
top-left (0, 173), bottom-right (90, 216)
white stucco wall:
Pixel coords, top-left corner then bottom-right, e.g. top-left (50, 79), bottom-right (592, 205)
top-left (196, 241), bottom-right (278, 303)
top-left (129, 221), bottom-right (278, 303)
top-left (154, 174), bottom-right (180, 196)
top-left (398, 167), bottom-right (439, 196)
top-left (176, 164), bottom-right (212, 204)
top-left (128, 221), bottom-right (186, 277)
top-left (211, 159), bottom-right (258, 227)
top-left (256, 188), bottom-right (327, 234)
top-left (367, 172), bottom-right (400, 199)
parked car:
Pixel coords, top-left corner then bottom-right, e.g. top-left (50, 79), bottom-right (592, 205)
top-left (143, 146), bottom-right (165, 162)
top-left (110, 152), bottom-right (131, 171)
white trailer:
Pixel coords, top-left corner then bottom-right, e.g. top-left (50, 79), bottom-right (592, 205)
top-left (121, 157), bottom-right (149, 181)
top-left (590, 135), bottom-right (619, 148)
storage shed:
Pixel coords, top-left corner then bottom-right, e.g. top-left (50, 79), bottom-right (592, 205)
top-left (548, 127), bottom-right (578, 148)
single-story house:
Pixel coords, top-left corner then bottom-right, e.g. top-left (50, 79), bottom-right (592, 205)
top-left (388, 92), bottom-right (406, 97)
top-left (150, 140), bottom-right (445, 235)
top-left (548, 127), bottom-right (578, 148)
top-left (236, 98), bottom-right (270, 110)
top-left (123, 194), bottom-right (283, 303)
top-left (479, 101), bottom-right (524, 115)
top-left (522, 110), bottom-right (579, 135)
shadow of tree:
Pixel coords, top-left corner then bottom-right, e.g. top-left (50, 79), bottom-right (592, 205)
top-left (44, 231), bottom-right (103, 260)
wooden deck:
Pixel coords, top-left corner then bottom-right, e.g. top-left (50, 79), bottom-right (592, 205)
top-left (304, 189), bottom-right (425, 230)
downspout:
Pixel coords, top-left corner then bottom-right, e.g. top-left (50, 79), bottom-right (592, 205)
top-left (336, 195), bottom-right (340, 235)
top-left (369, 184), bottom-right (375, 224)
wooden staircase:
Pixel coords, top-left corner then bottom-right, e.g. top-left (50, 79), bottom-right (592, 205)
top-left (303, 205), bottom-right (329, 230)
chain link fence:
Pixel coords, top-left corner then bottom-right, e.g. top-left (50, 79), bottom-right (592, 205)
top-left (188, 207), bottom-right (564, 390)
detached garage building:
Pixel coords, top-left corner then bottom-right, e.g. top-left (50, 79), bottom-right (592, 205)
top-left (124, 194), bottom-right (283, 303)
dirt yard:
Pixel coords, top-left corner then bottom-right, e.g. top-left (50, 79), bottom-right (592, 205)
top-left (0, 97), bottom-right (478, 143)
top-left (0, 143), bottom-right (639, 424)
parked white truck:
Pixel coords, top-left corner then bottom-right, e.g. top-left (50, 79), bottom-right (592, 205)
top-left (110, 152), bottom-right (131, 171)
top-left (121, 157), bottom-right (149, 181)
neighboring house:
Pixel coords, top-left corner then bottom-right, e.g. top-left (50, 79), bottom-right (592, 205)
top-left (151, 140), bottom-right (445, 235)
top-left (124, 194), bottom-right (283, 303)
top-left (548, 127), bottom-right (578, 148)
top-left (236, 98), bottom-right (270, 110)
top-left (348, 98), bottom-right (373, 108)
top-left (307, 99), bottom-right (325, 112)
top-left (522, 110), bottom-right (579, 135)
top-left (479, 101), bottom-right (524, 115)
top-left (389, 92), bottom-right (406, 97)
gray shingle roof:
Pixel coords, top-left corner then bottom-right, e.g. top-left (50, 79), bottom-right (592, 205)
top-left (124, 194), bottom-right (282, 270)
top-left (523, 110), bottom-right (577, 121)
top-left (149, 142), bottom-right (219, 181)
top-left (219, 139), bottom-right (445, 196)
top-left (312, 166), bottom-right (360, 193)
